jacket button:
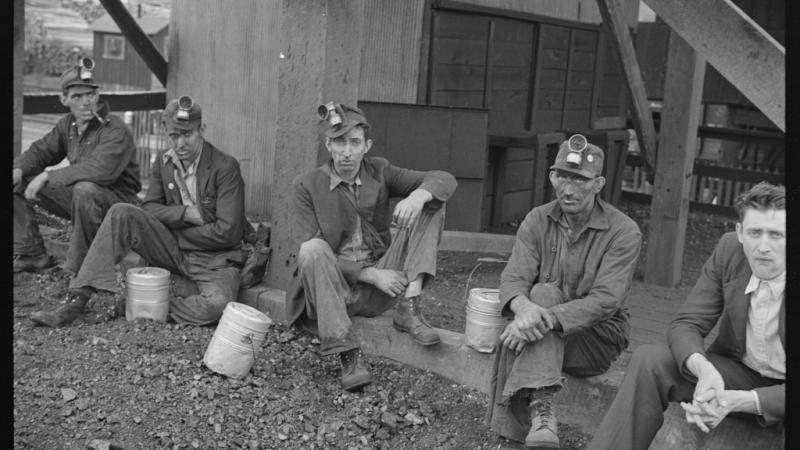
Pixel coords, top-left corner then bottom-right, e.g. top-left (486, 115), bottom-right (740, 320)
top-left (544, 274), bottom-right (550, 280)
top-left (551, 246), bottom-right (556, 252)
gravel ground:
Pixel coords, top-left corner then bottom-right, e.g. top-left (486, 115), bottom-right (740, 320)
top-left (13, 201), bottom-right (734, 449)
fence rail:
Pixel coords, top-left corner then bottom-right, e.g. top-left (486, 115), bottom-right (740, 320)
top-left (623, 154), bottom-right (784, 215)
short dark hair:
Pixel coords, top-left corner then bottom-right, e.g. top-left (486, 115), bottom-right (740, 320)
top-left (734, 181), bottom-right (785, 222)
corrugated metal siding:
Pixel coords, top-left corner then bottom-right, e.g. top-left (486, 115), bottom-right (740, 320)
top-left (359, 0), bottom-right (426, 103)
top-left (167, 0), bottom-right (280, 217)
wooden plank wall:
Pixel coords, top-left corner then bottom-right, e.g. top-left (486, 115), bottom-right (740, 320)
top-left (359, 0), bottom-right (425, 103)
top-left (167, 0), bottom-right (280, 218)
top-left (359, 102), bottom-right (489, 231)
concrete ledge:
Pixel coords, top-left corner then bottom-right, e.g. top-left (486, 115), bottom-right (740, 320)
top-left (654, 404), bottom-right (784, 449)
top-left (41, 234), bottom-right (784, 445)
top-left (440, 230), bottom-right (514, 254)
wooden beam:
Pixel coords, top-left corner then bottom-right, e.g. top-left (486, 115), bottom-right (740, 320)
top-left (596, 0), bottom-right (657, 182)
top-left (644, 30), bottom-right (706, 287)
top-left (643, 0), bottom-right (784, 131)
top-left (98, 0), bottom-right (167, 85)
top-left (14, 0), bottom-right (23, 158)
top-left (24, 91), bottom-right (167, 115)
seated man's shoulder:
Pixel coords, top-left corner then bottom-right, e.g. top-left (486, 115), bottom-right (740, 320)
top-left (205, 144), bottom-right (242, 171)
top-left (716, 231), bottom-right (741, 252)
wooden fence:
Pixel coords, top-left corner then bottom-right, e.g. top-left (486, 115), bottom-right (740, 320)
top-left (623, 154), bottom-right (784, 216)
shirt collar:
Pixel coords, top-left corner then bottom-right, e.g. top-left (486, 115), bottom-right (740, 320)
top-left (546, 198), bottom-right (610, 231)
top-left (162, 145), bottom-right (204, 175)
top-left (324, 162), bottom-right (362, 191)
top-left (744, 271), bottom-right (786, 298)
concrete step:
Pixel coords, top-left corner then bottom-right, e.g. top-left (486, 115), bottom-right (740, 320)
top-left (40, 232), bottom-right (783, 447)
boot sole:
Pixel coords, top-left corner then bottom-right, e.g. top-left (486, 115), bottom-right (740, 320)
top-left (524, 436), bottom-right (560, 449)
top-left (392, 322), bottom-right (441, 346)
top-left (13, 256), bottom-right (55, 273)
top-left (341, 375), bottom-right (372, 391)
top-left (524, 441), bottom-right (559, 449)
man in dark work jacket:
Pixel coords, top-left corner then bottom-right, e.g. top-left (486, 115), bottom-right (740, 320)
top-left (286, 102), bottom-right (457, 391)
top-left (13, 59), bottom-right (140, 274)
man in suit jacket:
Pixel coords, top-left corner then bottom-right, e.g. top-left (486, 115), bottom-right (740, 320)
top-left (286, 102), bottom-right (457, 391)
top-left (30, 96), bottom-right (248, 327)
top-left (589, 182), bottom-right (785, 449)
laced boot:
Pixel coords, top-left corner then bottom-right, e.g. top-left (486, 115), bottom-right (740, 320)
top-left (30, 288), bottom-right (93, 328)
top-left (392, 296), bottom-right (440, 346)
top-left (339, 348), bottom-right (372, 391)
top-left (13, 253), bottom-right (54, 273)
top-left (524, 386), bottom-right (560, 449)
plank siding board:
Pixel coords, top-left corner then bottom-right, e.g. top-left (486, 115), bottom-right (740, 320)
top-left (538, 69), bottom-right (567, 90)
top-left (435, 38), bottom-right (488, 65)
top-left (435, 12), bottom-right (489, 38)
top-left (431, 90), bottom-right (485, 107)
top-left (492, 41), bottom-right (533, 66)
top-left (431, 64), bottom-right (486, 90)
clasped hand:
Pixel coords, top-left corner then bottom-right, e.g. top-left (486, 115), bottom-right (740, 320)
top-left (681, 358), bottom-right (729, 432)
top-left (499, 299), bottom-right (556, 353)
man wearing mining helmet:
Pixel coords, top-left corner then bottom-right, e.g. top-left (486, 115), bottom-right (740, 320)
top-left (484, 134), bottom-right (642, 448)
top-left (13, 58), bottom-right (141, 274)
top-left (286, 102), bottom-right (457, 391)
top-left (30, 96), bottom-right (248, 328)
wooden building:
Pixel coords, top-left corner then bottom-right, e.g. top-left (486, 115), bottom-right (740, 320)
top-left (91, 9), bottom-right (169, 91)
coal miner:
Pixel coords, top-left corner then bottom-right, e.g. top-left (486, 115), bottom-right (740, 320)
top-left (485, 135), bottom-right (642, 448)
top-left (30, 96), bottom-right (248, 328)
top-left (589, 182), bottom-right (785, 449)
top-left (286, 102), bottom-right (457, 391)
top-left (13, 58), bottom-right (141, 274)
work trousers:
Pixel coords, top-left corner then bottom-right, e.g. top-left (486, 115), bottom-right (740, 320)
top-left (485, 282), bottom-right (629, 443)
top-left (70, 203), bottom-right (245, 326)
top-left (295, 204), bottom-right (444, 356)
top-left (14, 179), bottom-right (137, 273)
top-left (587, 343), bottom-right (783, 450)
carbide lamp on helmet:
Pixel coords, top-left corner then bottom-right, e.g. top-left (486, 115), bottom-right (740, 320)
top-left (176, 95), bottom-right (194, 121)
top-left (566, 134), bottom-right (588, 166)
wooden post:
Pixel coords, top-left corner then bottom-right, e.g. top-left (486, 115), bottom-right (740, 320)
top-left (14, 0), bottom-right (24, 158)
top-left (271, 0), bottom-right (366, 289)
top-left (167, 0), bottom-right (364, 290)
top-left (643, 0), bottom-right (784, 131)
top-left (644, 30), bottom-right (706, 286)
top-left (596, 0), bottom-right (657, 182)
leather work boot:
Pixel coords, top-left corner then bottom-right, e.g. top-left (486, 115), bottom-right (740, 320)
top-left (13, 253), bottom-right (54, 273)
top-left (30, 289), bottom-right (92, 328)
top-left (339, 348), bottom-right (372, 391)
top-left (392, 296), bottom-right (440, 346)
top-left (524, 386), bottom-right (560, 449)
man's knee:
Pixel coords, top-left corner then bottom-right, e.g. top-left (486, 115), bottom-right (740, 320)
top-left (71, 181), bottom-right (105, 203)
top-left (528, 282), bottom-right (566, 308)
top-left (297, 238), bottom-right (335, 267)
top-left (107, 203), bottom-right (144, 221)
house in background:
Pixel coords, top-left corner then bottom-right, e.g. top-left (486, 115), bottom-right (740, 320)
top-left (90, 8), bottom-right (169, 91)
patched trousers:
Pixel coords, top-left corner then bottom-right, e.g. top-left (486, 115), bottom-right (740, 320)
top-left (295, 204), bottom-right (445, 355)
top-left (14, 180), bottom-right (138, 273)
top-left (485, 282), bottom-right (629, 443)
top-left (70, 203), bottom-right (246, 326)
